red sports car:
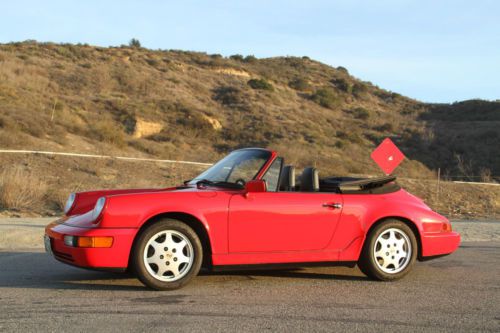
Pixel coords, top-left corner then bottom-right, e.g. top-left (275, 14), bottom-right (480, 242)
top-left (45, 148), bottom-right (460, 290)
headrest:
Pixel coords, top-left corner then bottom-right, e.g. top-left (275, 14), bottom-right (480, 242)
top-left (300, 167), bottom-right (319, 192)
top-left (279, 165), bottom-right (295, 191)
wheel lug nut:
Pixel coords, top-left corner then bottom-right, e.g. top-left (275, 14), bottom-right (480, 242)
top-left (160, 255), bottom-right (164, 259)
top-left (172, 249), bottom-right (176, 253)
top-left (164, 247), bottom-right (168, 251)
top-left (173, 258), bottom-right (177, 262)
top-left (386, 252), bottom-right (389, 256)
top-left (166, 261), bottom-right (170, 265)
top-left (392, 256), bottom-right (395, 259)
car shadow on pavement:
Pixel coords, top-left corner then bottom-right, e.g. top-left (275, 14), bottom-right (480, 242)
top-left (0, 251), bottom-right (367, 291)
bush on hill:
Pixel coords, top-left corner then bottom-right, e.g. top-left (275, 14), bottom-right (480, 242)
top-left (247, 78), bottom-right (274, 91)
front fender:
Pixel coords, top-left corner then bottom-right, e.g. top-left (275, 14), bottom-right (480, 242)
top-left (67, 187), bottom-right (174, 216)
top-left (100, 191), bottom-right (233, 254)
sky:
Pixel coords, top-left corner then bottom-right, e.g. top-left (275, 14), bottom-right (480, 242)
top-left (1, 0), bottom-right (499, 103)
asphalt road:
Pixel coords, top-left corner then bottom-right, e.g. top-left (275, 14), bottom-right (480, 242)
top-left (0, 242), bottom-right (499, 332)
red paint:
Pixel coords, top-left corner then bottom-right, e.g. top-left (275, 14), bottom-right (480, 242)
top-left (371, 138), bottom-right (405, 175)
top-left (45, 148), bottom-right (460, 272)
top-left (245, 179), bottom-right (267, 193)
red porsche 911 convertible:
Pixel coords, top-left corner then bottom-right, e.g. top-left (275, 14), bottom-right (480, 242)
top-left (45, 148), bottom-right (460, 290)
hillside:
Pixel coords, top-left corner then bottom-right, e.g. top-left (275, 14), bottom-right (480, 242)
top-left (0, 41), bottom-right (498, 217)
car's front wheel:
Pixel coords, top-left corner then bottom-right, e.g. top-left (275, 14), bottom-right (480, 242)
top-left (131, 219), bottom-right (203, 290)
top-left (358, 219), bottom-right (417, 281)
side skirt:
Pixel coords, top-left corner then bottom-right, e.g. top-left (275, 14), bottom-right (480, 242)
top-left (418, 253), bottom-right (451, 262)
top-left (211, 261), bottom-right (357, 272)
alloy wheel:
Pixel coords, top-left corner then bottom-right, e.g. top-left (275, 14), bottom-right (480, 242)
top-left (143, 230), bottom-right (194, 282)
top-left (373, 228), bottom-right (412, 274)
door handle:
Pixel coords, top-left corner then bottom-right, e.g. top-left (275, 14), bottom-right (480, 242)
top-left (322, 203), bottom-right (342, 209)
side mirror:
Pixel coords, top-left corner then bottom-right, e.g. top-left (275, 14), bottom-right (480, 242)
top-left (245, 179), bottom-right (267, 193)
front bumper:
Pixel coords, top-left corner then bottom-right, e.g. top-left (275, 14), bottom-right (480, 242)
top-left (45, 220), bottom-right (137, 269)
top-left (421, 231), bottom-right (461, 258)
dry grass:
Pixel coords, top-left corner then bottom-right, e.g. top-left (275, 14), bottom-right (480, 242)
top-left (0, 42), bottom-right (497, 183)
top-left (0, 41), bottom-right (498, 217)
top-left (0, 166), bottom-right (47, 211)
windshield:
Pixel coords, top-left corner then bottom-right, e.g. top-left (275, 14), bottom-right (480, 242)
top-left (188, 149), bottom-right (271, 186)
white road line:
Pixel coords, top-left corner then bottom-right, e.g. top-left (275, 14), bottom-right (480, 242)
top-left (452, 181), bottom-right (500, 187)
top-left (1, 149), bottom-right (498, 186)
top-left (0, 149), bottom-right (213, 167)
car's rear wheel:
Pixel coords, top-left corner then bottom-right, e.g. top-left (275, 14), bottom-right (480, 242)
top-left (131, 219), bottom-right (203, 290)
top-left (358, 219), bottom-right (417, 281)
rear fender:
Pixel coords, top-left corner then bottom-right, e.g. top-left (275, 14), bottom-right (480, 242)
top-left (336, 190), bottom-right (445, 261)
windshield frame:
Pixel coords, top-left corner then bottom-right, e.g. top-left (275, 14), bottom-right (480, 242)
top-left (188, 148), bottom-right (274, 187)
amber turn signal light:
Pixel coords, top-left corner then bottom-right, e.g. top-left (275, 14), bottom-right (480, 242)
top-left (442, 223), bottom-right (452, 232)
top-left (64, 235), bottom-right (113, 248)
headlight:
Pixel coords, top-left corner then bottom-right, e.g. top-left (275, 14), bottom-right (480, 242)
top-left (64, 193), bottom-right (76, 215)
top-left (91, 197), bottom-right (106, 221)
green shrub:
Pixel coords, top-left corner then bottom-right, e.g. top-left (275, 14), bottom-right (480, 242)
top-left (375, 123), bottom-right (394, 132)
top-left (365, 132), bottom-right (384, 144)
top-left (336, 66), bottom-right (349, 74)
top-left (244, 55), bottom-right (258, 63)
top-left (336, 130), bottom-right (348, 139)
top-left (213, 86), bottom-right (243, 106)
top-left (335, 130), bottom-right (363, 143)
top-left (374, 89), bottom-right (393, 102)
top-left (352, 107), bottom-right (370, 120)
top-left (331, 77), bottom-right (352, 94)
top-left (247, 78), bottom-right (274, 91)
top-left (311, 88), bottom-right (340, 109)
top-left (288, 78), bottom-right (310, 91)
top-left (352, 83), bottom-right (368, 97)
top-left (334, 140), bottom-right (345, 149)
top-left (229, 54), bottom-right (244, 61)
top-left (129, 38), bottom-right (141, 48)
top-left (176, 112), bottom-right (216, 138)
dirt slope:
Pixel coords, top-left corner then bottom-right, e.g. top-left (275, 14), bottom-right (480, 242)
top-left (0, 41), bottom-right (498, 217)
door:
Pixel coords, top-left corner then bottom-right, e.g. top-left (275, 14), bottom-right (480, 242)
top-left (228, 192), bottom-right (343, 253)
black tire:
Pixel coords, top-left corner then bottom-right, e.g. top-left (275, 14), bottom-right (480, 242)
top-left (131, 219), bottom-right (203, 290)
top-left (358, 219), bottom-right (418, 281)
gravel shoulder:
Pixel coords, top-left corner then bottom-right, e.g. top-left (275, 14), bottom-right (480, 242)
top-left (0, 218), bottom-right (499, 250)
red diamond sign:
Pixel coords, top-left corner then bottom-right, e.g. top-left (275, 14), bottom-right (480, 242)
top-left (371, 138), bottom-right (405, 175)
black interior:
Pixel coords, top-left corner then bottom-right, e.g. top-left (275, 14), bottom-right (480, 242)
top-left (277, 164), bottom-right (400, 194)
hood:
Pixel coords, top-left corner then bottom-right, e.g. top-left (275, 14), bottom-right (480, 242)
top-left (66, 186), bottom-right (182, 216)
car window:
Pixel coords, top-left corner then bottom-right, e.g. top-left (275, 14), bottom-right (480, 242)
top-left (227, 157), bottom-right (266, 183)
top-left (262, 157), bottom-right (283, 192)
top-left (189, 150), bottom-right (271, 185)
